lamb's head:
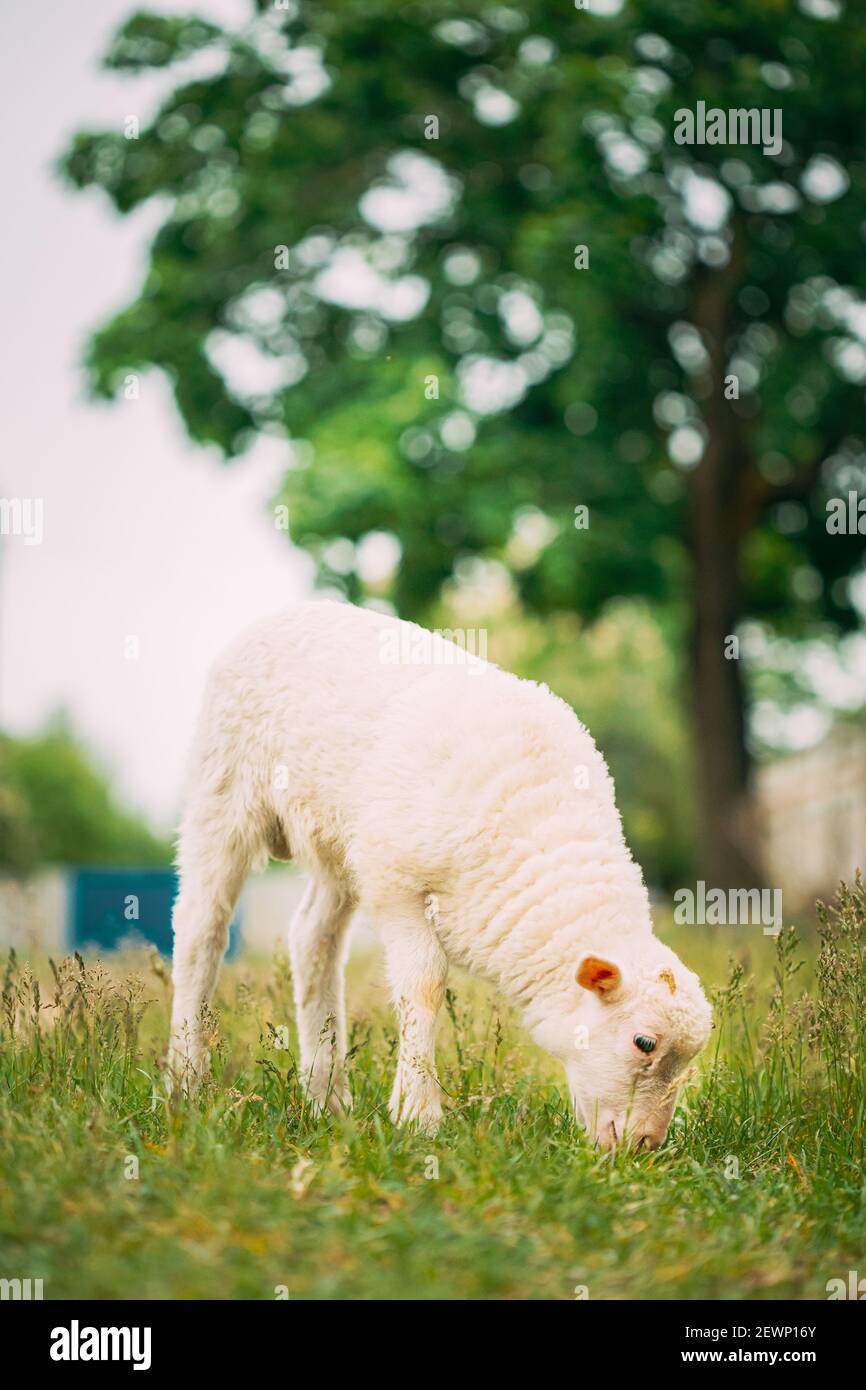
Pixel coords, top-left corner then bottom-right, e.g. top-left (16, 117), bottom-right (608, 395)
top-left (560, 942), bottom-right (712, 1151)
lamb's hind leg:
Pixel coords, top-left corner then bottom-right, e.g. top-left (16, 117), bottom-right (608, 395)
top-left (168, 813), bottom-right (252, 1089)
top-left (289, 873), bottom-right (355, 1114)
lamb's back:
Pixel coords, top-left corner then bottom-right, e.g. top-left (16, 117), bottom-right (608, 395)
top-left (191, 602), bottom-right (488, 840)
top-left (348, 660), bottom-right (625, 893)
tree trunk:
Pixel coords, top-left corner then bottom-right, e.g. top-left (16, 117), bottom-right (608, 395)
top-left (688, 231), bottom-right (763, 889)
top-left (688, 429), bottom-right (761, 888)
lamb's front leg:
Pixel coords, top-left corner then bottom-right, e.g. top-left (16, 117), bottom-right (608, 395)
top-left (379, 899), bottom-right (448, 1136)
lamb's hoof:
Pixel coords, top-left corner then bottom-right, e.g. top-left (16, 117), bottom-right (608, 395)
top-left (327, 1084), bottom-right (353, 1116)
top-left (165, 1044), bottom-right (207, 1097)
top-left (306, 1074), bottom-right (353, 1118)
top-left (412, 1107), bottom-right (443, 1138)
top-left (389, 1080), bottom-right (443, 1136)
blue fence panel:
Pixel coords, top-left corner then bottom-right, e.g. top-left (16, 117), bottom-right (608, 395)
top-left (70, 869), bottom-right (241, 958)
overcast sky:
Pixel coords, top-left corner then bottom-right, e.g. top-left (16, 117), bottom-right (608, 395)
top-left (0, 0), bottom-right (310, 832)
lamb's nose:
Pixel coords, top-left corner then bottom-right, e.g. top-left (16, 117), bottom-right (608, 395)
top-left (596, 1118), bottom-right (618, 1150)
top-left (637, 1132), bottom-right (663, 1151)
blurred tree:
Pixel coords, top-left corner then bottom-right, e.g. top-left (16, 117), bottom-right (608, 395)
top-left (61, 0), bottom-right (866, 886)
top-left (0, 722), bottom-right (171, 872)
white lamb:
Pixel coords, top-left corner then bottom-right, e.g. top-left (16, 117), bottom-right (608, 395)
top-left (169, 600), bottom-right (712, 1148)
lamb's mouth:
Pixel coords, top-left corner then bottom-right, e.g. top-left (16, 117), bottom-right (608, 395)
top-left (571, 1097), bottom-right (618, 1147)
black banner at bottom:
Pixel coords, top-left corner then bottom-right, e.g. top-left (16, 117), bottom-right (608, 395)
top-left (1, 1296), bottom-right (859, 1374)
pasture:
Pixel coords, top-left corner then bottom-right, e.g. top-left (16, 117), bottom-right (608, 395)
top-left (0, 881), bottom-right (864, 1301)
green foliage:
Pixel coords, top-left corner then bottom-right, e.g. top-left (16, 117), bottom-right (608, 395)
top-left (102, 12), bottom-right (223, 72)
top-left (59, 0), bottom-right (866, 633)
top-left (1, 880), bottom-right (864, 1299)
top-left (0, 723), bottom-right (171, 872)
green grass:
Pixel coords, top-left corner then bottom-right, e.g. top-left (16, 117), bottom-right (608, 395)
top-left (1, 881), bottom-right (865, 1301)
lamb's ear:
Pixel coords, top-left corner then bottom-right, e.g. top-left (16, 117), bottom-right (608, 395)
top-left (576, 954), bottom-right (623, 1001)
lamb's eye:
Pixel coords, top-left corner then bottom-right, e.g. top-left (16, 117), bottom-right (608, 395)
top-left (633, 1034), bottom-right (657, 1054)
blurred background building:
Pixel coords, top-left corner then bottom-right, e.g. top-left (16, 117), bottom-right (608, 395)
top-left (758, 717), bottom-right (866, 911)
top-left (0, 863), bottom-right (298, 958)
